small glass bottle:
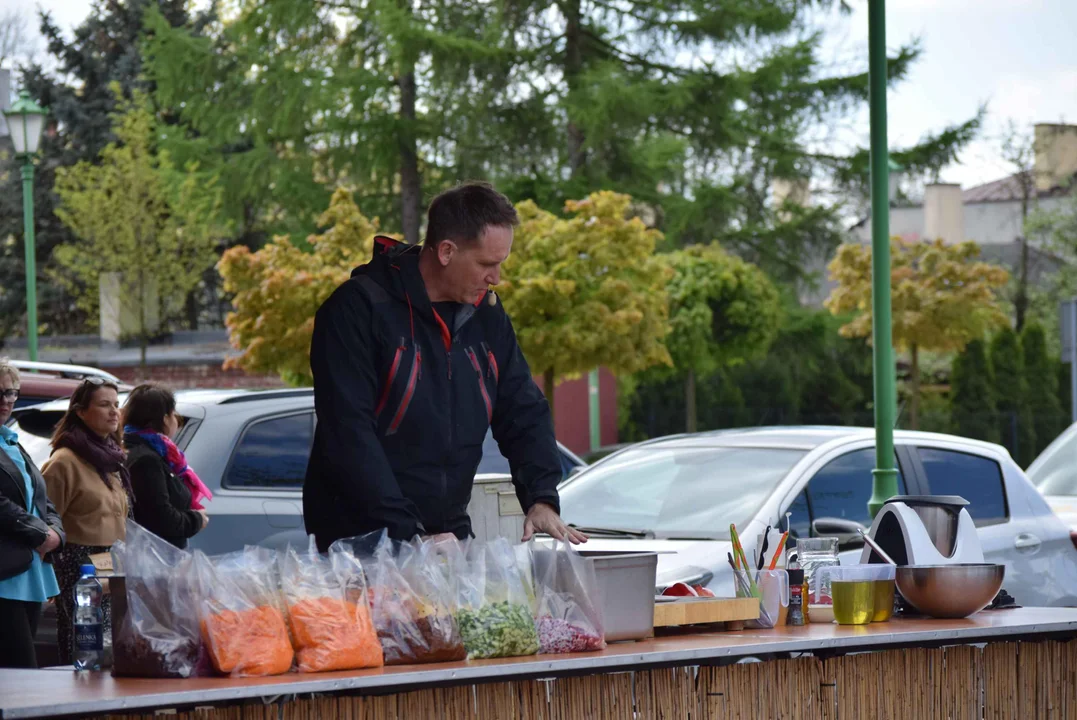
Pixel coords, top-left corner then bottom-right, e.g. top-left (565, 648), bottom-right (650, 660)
top-left (787, 568), bottom-right (805, 626)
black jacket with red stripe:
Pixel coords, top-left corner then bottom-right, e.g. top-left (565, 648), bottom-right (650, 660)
top-left (303, 238), bottom-right (562, 550)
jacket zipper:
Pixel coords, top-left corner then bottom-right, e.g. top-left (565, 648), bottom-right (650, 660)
top-left (481, 341), bottom-right (499, 384)
top-left (374, 339), bottom-right (406, 417)
top-left (387, 349), bottom-right (421, 436)
top-left (466, 348), bottom-right (493, 422)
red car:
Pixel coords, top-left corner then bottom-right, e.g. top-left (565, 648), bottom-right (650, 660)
top-left (8, 361), bottom-right (132, 408)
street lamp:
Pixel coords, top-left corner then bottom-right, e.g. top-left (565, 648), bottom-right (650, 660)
top-left (4, 91), bottom-right (47, 361)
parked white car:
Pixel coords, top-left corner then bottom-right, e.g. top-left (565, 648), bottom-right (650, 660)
top-left (1028, 422), bottom-right (1077, 530)
top-left (560, 427), bottom-right (1077, 607)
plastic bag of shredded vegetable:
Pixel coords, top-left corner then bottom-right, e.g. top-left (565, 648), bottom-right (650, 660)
top-left (455, 538), bottom-right (539, 660)
top-left (330, 531), bottom-right (465, 665)
top-left (192, 549), bottom-right (293, 677)
top-left (279, 537), bottom-right (382, 673)
top-left (530, 539), bottom-right (605, 654)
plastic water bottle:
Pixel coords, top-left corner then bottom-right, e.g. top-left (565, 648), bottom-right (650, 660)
top-left (73, 564), bottom-right (103, 671)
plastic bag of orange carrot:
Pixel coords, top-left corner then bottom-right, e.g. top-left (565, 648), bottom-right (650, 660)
top-left (279, 537), bottom-right (383, 673)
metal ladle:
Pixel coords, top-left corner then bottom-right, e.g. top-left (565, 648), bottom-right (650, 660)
top-left (857, 528), bottom-right (897, 566)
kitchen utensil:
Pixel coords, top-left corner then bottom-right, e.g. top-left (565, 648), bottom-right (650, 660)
top-left (738, 569), bottom-right (789, 629)
top-left (575, 551), bottom-right (659, 642)
top-left (653, 596), bottom-right (759, 628)
top-left (769, 531), bottom-right (790, 570)
top-left (895, 563), bottom-right (1005, 619)
top-left (729, 525), bottom-right (757, 596)
top-left (860, 496), bottom-right (983, 567)
top-left (818, 566), bottom-right (876, 625)
top-left (868, 565), bottom-right (897, 622)
top-left (797, 537), bottom-right (839, 623)
top-left (757, 525), bottom-right (771, 570)
top-left (858, 528), bottom-right (897, 565)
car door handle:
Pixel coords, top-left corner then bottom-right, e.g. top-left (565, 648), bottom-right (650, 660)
top-left (1014, 533), bottom-right (1041, 550)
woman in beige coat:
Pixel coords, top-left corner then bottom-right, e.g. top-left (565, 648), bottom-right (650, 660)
top-left (43, 378), bottom-right (131, 665)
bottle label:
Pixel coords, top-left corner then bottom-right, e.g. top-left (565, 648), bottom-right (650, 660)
top-left (74, 623), bottom-right (103, 652)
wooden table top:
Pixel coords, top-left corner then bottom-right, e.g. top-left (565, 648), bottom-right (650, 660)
top-left (3, 607), bottom-right (1077, 719)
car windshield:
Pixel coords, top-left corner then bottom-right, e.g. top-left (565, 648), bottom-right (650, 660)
top-left (559, 444), bottom-right (806, 538)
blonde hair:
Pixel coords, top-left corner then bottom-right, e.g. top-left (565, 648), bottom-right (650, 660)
top-left (0, 358), bottom-right (20, 387)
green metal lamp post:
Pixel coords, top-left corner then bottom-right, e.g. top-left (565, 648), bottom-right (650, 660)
top-left (4, 91), bottom-right (47, 362)
top-left (867, 0), bottom-right (900, 516)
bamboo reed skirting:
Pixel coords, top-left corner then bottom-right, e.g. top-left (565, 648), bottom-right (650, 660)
top-left (99, 638), bottom-right (1077, 720)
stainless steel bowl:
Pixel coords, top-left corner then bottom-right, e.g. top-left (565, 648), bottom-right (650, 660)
top-left (895, 563), bottom-right (1005, 619)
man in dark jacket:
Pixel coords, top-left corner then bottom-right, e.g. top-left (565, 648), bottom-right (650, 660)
top-left (304, 182), bottom-right (587, 551)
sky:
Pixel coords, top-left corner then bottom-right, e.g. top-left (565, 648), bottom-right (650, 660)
top-left (4, 0), bottom-right (1076, 191)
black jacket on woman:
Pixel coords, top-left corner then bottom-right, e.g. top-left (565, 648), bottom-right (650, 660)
top-left (124, 435), bottom-right (202, 549)
top-left (0, 444), bottom-right (65, 577)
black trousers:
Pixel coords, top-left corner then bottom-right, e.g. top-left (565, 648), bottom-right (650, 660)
top-left (0, 597), bottom-right (42, 668)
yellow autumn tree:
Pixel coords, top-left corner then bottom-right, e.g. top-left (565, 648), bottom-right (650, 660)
top-left (218, 188), bottom-right (387, 385)
top-left (825, 238), bottom-right (1010, 429)
top-left (498, 191), bottom-right (673, 408)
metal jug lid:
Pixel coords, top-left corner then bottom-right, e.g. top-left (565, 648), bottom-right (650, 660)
top-left (886, 495), bottom-right (968, 509)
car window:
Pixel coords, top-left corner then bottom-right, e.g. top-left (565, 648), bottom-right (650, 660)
top-left (477, 430), bottom-right (511, 475)
top-left (917, 447), bottom-right (1008, 526)
top-left (787, 449), bottom-right (906, 537)
top-left (478, 429), bottom-right (580, 479)
top-left (224, 413), bottom-right (314, 490)
top-left (560, 445), bottom-right (806, 537)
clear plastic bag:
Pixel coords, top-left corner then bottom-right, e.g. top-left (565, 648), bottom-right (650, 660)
top-left (110, 521), bottom-right (212, 678)
top-left (330, 531), bottom-right (465, 665)
top-left (530, 539), bottom-right (605, 653)
top-left (455, 538), bottom-right (539, 659)
top-left (279, 537), bottom-right (382, 673)
top-left (192, 548), bottom-right (294, 677)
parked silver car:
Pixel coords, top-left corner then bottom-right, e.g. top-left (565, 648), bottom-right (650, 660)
top-left (559, 426), bottom-right (1077, 607)
top-left (1028, 421), bottom-right (1077, 531)
top-left (10, 388), bottom-right (586, 554)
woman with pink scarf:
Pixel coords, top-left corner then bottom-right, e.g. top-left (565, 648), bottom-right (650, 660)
top-left (122, 384), bottom-right (212, 549)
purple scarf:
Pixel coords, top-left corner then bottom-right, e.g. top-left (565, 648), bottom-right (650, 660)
top-left (55, 423), bottom-right (132, 497)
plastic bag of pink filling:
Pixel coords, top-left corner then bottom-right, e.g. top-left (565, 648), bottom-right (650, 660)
top-left (530, 540), bottom-right (605, 654)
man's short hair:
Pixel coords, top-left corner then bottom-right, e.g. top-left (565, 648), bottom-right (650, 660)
top-left (423, 182), bottom-right (519, 248)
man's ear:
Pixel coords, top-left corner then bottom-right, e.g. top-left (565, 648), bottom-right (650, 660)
top-left (436, 239), bottom-right (457, 267)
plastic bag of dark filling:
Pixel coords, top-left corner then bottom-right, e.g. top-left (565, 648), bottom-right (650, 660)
top-left (111, 521), bottom-right (213, 678)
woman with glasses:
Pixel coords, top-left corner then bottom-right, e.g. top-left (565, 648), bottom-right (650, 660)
top-left (0, 360), bottom-right (65, 668)
top-left (122, 384), bottom-right (210, 549)
top-left (42, 376), bottom-right (131, 665)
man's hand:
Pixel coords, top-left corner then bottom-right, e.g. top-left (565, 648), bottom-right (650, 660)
top-left (36, 528), bottom-right (61, 559)
top-left (521, 503), bottom-right (588, 545)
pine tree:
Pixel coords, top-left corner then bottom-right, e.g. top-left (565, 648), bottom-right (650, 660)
top-left (990, 328), bottom-right (1036, 465)
top-left (144, 0), bottom-right (510, 245)
top-left (1022, 322), bottom-right (1065, 455)
top-left (493, 0), bottom-right (983, 284)
top-left (950, 340), bottom-right (999, 444)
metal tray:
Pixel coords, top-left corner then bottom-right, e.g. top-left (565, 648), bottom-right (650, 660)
top-left (580, 551), bottom-right (659, 642)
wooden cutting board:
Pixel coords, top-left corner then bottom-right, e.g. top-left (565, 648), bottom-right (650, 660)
top-left (653, 596), bottom-right (760, 627)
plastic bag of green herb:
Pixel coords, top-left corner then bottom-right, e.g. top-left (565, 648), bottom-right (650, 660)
top-left (455, 539), bottom-right (539, 660)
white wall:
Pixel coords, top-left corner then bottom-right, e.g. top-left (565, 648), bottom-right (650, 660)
top-left (851, 195), bottom-right (1069, 247)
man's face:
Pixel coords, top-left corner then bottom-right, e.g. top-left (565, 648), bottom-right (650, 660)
top-left (438, 224), bottom-right (513, 304)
